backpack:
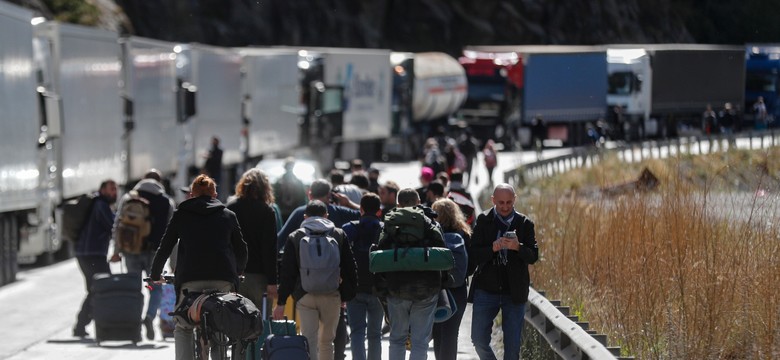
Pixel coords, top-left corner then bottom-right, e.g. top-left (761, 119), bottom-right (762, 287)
top-left (60, 193), bottom-right (97, 242)
top-left (443, 232), bottom-right (468, 288)
top-left (298, 229), bottom-right (341, 294)
top-left (347, 219), bottom-right (382, 289)
top-left (115, 191), bottom-right (152, 254)
top-left (188, 291), bottom-right (263, 343)
top-left (383, 207), bottom-right (428, 247)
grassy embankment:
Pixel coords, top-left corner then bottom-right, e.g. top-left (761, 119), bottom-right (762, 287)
top-left (517, 148), bottom-right (780, 359)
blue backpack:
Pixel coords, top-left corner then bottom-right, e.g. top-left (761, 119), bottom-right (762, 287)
top-left (443, 232), bottom-right (468, 288)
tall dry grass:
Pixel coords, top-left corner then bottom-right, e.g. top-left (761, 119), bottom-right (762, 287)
top-left (521, 149), bottom-right (780, 359)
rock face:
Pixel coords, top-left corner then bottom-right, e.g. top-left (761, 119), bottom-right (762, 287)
top-left (11, 0), bottom-right (697, 52)
top-left (112, 0), bottom-right (695, 52)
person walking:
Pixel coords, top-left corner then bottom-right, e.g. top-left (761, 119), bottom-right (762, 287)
top-left (150, 174), bottom-right (248, 360)
top-left (342, 194), bottom-right (384, 360)
top-left (203, 136), bottom-right (223, 196)
top-left (377, 188), bottom-right (446, 360)
top-left (430, 199), bottom-right (471, 360)
top-left (469, 183), bottom-right (538, 360)
top-left (277, 179), bottom-right (360, 251)
top-left (226, 168), bottom-right (278, 315)
top-left (273, 157), bottom-right (308, 223)
top-left (378, 181), bottom-right (399, 218)
top-left (274, 200), bottom-right (358, 360)
top-left (482, 140), bottom-right (497, 185)
top-left (73, 180), bottom-right (118, 338)
top-left (110, 170), bottom-right (175, 340)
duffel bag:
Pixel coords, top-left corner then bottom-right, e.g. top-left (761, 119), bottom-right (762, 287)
top-left (369, 247), bottom-right (454, 273)
top-left (195, 292), bottom-right (263, 342)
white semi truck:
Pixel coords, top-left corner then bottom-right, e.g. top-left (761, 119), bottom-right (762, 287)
top-left (0, 1), bottom-right (41, 283)
top-left (607, 44), bottom-right (745, 139)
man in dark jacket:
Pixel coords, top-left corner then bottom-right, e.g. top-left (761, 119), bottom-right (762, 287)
top-left (277, 179), bottom-right (360, 252)
top-left (377, 188), bottom-right (445, 360)
top-left (110, 169), bottom-right (175, 340)
top-left (73, 179), bottom-right (117, 338)
top-left (469, 183), bottom-right (538, 360)
top-left (342, 194), bottom-right (384, 360)
top-left (150, 175), bottom-right (247, 360)
top-left (274, 200), bottom-right (357, 360)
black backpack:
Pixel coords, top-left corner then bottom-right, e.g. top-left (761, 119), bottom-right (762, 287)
top-left (347, 219), bottom-right (382, 289)
top-left (60, 193), bottom-right (97, 242)
top-left (183, 291), bottom-right (263, 344)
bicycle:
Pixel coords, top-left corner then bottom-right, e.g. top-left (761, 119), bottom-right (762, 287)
top-left (145, 275), bottom-right (244, 360)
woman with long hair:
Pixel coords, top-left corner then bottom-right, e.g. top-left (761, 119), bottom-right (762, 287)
top-left (227, 168), bottom-right (278, 314)
top-left (431, 198), bottom-right (472, 360)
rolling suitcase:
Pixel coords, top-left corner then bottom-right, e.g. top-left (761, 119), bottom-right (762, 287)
top-left (91, 272), bottom-right (144, 345)
top-left (245, 293), bottom-right (304, 360)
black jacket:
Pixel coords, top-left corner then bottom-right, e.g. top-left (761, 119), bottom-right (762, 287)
top-left (468, 208), bottom-right (538, 304)
top-left (277, 217), bottom-right (357, 305)
top-left (376, 209), bottom-right (446, 301)
top-left (151, 196), bottom-right (248, 292)
top-left (227, 197), bottom-right (278, 284)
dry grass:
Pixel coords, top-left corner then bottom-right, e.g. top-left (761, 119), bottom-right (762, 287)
top-left (518, 147), bottom-right (780, 359)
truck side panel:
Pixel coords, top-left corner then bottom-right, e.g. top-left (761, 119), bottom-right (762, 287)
top-left (48, 23), bottom-right (124, 198)
top-left (651, 50), bottom-right (745, 113)
top-left (187, 46), bottom-right (243, 167)
top-left (0, 2), bottom-right (39, 213)
top-left (241, 50), bottom-right (301, 156)
top-left (323, 49), bottom-right (392, 141)
top-left (412, 52), bottom-right (468, 121)
top-left (524, 52), bottom-right (607, 123)
top-left (124, 37), bottom-right (179, 179)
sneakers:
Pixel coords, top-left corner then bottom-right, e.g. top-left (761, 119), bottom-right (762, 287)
top-left (143, 317), bottom-right (155, 340)
top-left (72, 327), bottom-right (89, 338)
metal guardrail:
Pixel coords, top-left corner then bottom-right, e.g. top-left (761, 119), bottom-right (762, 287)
top-left (511, 130), bottom-right (780, 359)
top-left (505, 130), bottom-right (780, 186)
top-left (525, 287), bottom-right (630, 360)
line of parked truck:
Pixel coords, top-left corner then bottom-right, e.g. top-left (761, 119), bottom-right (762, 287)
top-left (0, 0), bottom-right (776, 285)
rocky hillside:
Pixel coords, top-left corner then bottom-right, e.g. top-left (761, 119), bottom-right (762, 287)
top-left (9, 0), bottom-right (780, 54)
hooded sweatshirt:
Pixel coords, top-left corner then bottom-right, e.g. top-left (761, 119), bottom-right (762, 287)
top-left (277, 216), bottom-right (357, 305)
top-left (150, 196), bottom-right (247, 292)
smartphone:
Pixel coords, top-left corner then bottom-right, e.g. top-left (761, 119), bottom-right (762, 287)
top-left (505, 230), bottom-right (517, 239)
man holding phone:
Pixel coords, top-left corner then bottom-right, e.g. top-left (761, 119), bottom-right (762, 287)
top-left (468, 183), bottom-right (539, 360)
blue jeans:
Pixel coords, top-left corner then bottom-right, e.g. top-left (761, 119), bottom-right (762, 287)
top-left (347, 292), bottom-right (384, 360)
top-left (125, 251), bottom-right (162, 320)
top-left (387, 294), bottom-right (438, 360)
top-left (471, 289), bottom-right (526, 360)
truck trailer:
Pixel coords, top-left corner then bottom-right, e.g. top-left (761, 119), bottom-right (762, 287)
top-left (607, 44), bottom-right (745, 139)
top-left (463, 46), bottom-right (608, 147)
top-left (0, 1), bottom-right (39, 283)
top-left (745, 44), bottom-right (780, 129)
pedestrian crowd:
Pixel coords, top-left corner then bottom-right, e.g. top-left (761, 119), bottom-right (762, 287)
top-left (70, 132), bottom-right (539, 360)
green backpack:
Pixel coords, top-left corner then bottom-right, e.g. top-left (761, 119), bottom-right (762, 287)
top-left (383, 207), bottom-right (427, 246)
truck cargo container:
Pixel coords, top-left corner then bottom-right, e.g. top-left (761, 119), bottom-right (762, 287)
top-left (0, 0), bottom-right (38, 283)
top-left (389, 52), bottom-right (468, 159)
top-left (173, 44), bottom-right (242, 195)
top-left (120, 37), bottom-right (180, 181)
top-left (238, 48), bottom-right (302, 158)
top-left (464, 46), bottom-right (608, 147)
top-left (607, 44), bottom-right (745, 139)
top-left (745, 44), bottom-right (780, 129)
